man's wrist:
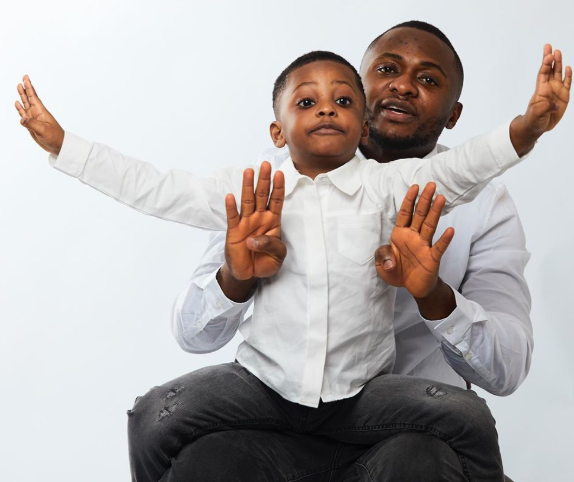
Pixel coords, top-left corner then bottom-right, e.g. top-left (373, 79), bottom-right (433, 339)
top-left (414, 278), bottom-right (456, 320)
top-left (216, 263), bottom-right (258, 303)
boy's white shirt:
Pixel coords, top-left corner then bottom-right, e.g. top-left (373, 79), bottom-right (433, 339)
top-left (51, 124), bottom-right (525, 407)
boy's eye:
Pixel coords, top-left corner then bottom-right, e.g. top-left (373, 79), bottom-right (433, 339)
top-left (297, 98), bottom-right (315, 107)
top-left (419, 76), bottom-right (438, 86)
top-left (336, 97), bottom-right (352, 106)
top-left (376, 65), bottom-right (396, 74)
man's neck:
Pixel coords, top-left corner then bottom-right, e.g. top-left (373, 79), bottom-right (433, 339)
top-left (359, 139), bottom-right (437, 163)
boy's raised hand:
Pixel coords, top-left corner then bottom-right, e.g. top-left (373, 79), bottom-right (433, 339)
top-left (510, 45), bottom-right (572, 155)
top-left (15, 75), bottom-right (65, 156)
top-left (375, 183), bottom-right (454, 300)
top-left (223, 162), bottom-right (286, 282)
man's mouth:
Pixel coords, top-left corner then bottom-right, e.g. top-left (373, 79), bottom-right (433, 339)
top-left (311, 122), bottom-right (344, 135)
top-left (379, 99), bottom-right (417, 119)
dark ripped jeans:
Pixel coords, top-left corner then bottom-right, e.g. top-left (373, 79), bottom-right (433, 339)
top-left (127, 362), bottom-right (504, 482)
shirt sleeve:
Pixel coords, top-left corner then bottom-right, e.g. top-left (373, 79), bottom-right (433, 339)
top-left (422, 184), bottom-right (533, 395)
top-left (375, 122), bottom-right (524, 218)
top-left (171, 232), bottom-right (254, 353)
top-left (49, 131), bottom-right (244, 231)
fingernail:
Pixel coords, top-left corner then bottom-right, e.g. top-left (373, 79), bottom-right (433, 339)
top-left (383, 260), bottom-right (393, 270)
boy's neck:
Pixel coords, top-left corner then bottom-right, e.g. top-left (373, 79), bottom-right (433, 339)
top-left (290, 152), bottom-right (357, 180)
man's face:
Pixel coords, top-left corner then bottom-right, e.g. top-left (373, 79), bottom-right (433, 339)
top-left (360, 27), bottom-right (463, 152)
top-left (272, 61), bottom-right (368, 168)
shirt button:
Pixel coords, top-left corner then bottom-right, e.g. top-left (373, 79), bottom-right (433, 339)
top-left (195, 321), bottom-right (203, 329)
top-left (464, 352), bottom-right (472, 361)
top-left (215, 300), bottom-right (223, 309)
top-left (446, 326), bottom-right (454, 335)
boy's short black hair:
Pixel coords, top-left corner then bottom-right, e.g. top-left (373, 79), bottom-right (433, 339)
top-left (272, 51), bottom-right (366, 118)
top-left (366, 20), bottom-right (464, 98)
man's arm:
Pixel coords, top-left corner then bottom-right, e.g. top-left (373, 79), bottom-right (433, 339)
top-left (425, 184), bottom-right (532, 395)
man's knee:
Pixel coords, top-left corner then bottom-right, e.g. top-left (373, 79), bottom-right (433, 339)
top-left (344, 433), bottom-right (465, 482)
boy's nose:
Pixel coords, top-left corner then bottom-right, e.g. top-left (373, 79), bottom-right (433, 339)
top-left (317, 105), bottom-right (336, 117)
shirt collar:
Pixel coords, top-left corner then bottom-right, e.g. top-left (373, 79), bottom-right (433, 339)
top-left (278, 156), bottom-right (363, 197)
top-left (356, 144), bottom-right (442, 161)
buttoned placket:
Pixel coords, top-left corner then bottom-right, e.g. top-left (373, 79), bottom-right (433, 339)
top-left (298, 175), bottom-right (330, 406)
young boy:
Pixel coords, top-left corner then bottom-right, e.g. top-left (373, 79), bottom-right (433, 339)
top-left (16, 49), bottom-right (570, 482)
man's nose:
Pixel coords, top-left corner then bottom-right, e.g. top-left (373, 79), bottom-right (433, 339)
top-left (388, 73), bottom-right (418, 97)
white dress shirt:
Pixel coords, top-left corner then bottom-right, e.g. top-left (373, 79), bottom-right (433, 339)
top-left (51, 124), bottom-right (523, 407)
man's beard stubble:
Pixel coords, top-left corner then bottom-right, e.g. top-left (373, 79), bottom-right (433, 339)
top-left (366, 108), bottom-right (450, 152)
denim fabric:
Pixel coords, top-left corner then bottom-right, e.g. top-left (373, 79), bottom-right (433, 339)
top-left (127, 362), bottom-right (503, 482)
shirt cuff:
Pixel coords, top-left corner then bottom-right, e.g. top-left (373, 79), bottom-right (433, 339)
top-left (48, 131), bottom-right (93, 178)
top-left (489, 121), bottom-right (531, 171)
top-left (200, 267), bottom-right (254, 320)
top-left (421, 287), bottom-right (481, 349)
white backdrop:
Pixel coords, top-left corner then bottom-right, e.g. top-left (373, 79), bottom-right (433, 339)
top-left (1, 1), bottom-right (573, 480)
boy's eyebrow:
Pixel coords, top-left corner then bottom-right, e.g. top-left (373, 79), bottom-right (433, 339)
top-left (292, 79), bottom-right (359, 94)
top-left (373, 52), bottom-right (447, 78)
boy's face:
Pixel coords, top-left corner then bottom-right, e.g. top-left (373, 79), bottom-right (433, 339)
top-left (271, 61), bottom-right (368, 172)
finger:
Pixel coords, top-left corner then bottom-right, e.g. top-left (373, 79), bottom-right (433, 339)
top-left (268, 170), bottom-right (285, 216)
top-left (430, 227), bottom-right (455, 263)
top-left (17, 83), bottom-right (31, 110)
top-left (225, 193), bottom-right (240, 230)
top-left (240, 168), bottom-right (255, 217)
top-left (395, 184), bottom-right (419, 228)
top-left (537, 52), bottom-right (554, 87)
top-left (565, 65), bottom-right (572, 92)
top-left (374, 244), bottom-right (397, 271)
top-left (15, 100), bottom-right (27, 118)
top-left (23, 75), bottom-right (44, 109)
top-left (20, 116), bottom-right (47, 136)
top-left (410, 182), bottom-right (436, 233)
top-left (246, 235), bottom-right (287, 261)
top-left (419, 194), bottom-right (446, 242)
top-left (553, 49), bottom-right (563, 82)
top-left (543, 44), bottom-right (552, 60)
top-left (254, 161), bottom-right (272, 212)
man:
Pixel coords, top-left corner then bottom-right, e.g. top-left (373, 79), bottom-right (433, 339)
top-left (165, 21), bottom-right (535, 481)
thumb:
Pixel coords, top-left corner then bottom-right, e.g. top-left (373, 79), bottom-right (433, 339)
top-left (375, 245), bottom-right (396, 271)
top-left (246, 235), bottom-right (287, 261)
top-left (20, 116), bottom-right (47, 136)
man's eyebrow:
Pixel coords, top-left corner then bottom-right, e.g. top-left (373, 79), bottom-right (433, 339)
top-left (372, 53), bottom-right (447, 78)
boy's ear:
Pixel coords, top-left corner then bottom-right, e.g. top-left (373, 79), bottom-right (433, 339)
top-left (359, 119), bottom-right (369, 146)
top-left (445, 102), bottom-right (463, 130)
top-left (270, 121), bottom-right (286, 148)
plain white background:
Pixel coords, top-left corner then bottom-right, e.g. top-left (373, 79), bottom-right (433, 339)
top-left (1, 1), bottom-right (573, 480)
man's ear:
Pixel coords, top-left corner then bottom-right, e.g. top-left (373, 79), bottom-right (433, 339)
top-left (270, 121), bottom-right (286, 148)
top-left (445, 102), bottom-right (463, 130)
top-left (359, 119), bottom-right (369, 146)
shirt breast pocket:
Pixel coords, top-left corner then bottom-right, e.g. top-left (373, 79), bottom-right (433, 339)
top-left (337, 212), bottom-right (383, 265)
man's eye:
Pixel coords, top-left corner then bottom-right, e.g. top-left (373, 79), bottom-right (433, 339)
top-left (419, 76), bottom-right (437, 86)
top-left (297, 98), bottom-right (315, 107)
top-left (336, 97), bottom-right (352, 106)
top-left (377, 65), bottom-right (396, 74)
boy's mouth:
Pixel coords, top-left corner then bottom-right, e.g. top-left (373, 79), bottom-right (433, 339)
top-left (310, 122), bottom-right (345, 135)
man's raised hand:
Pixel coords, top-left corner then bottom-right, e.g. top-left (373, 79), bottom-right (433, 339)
top-left (375, 183), bottom-right (454, 299)
top-left (15, 75), bottom-right (64, 156)
top-left (510, 45), bottom-right (572, 155)
top-left (224, 162), bottom-right (286, 281)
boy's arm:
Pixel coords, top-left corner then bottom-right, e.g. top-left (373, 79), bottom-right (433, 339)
top-left (377, 45), bottom-right (571, 217)
top-left (15, 76), bottom-right (237, 231)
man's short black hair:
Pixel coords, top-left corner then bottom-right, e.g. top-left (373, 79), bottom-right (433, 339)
top-left (272, 51), bottom-right (366, 118)
top-left (366, 20), bottom-right (464, 99)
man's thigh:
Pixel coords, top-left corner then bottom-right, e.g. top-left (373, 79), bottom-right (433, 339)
top-left (160, 430), bottom-right (368, 482)
top-left (128, 362), bottom-right (297, 481)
